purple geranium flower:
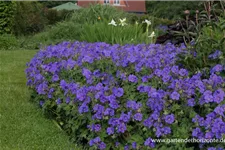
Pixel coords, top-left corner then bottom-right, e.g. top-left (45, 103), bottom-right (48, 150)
top-left (164, 114), bottom-right (175, 124)
top-left (133, 113), bottom-right (143, 121)
top-left (128, 74), bottom-right (138, 83)
top-left (170, 91), bottom-right (180, 100)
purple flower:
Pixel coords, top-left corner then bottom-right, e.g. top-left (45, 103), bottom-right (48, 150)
top-left (93, 137), bottom-right (101, 143)
top-left (52, 74), bottom-right (59, 82)
top-left (164, 114), bottom-right (175, 124)
top-left (39, 101), bottom-right (44, 107)
top-left (133, 113), bottom-right (143, 121)
top-left (170, 91), bottom-right (180, 100)
top-left (208, 50), bottom-right (222, 60)
top-left (78, 104), bottom-right (89, 114)
top-left (171, 65), bottom-right (179, 74)
top-left (109, 100), bottom-right (119, 109)
top-left (203, 90), bottom-right (213, 103)
top-left (113, 87), bottom-right (124, 97)
top-left (143, 118), bottom-right (153, 128)
top-left (120, 113), bottom-right (130, 122)
top-left (117, 123), bottom-right (127, 133)
top-left (205, 131), bottom-right (213, 139)
top-left (144, 138), bottom-right (155, 148)
top-left (132, 142), bottom-right (137, 149)
top-left (115, 142), bottom-right (120, 147)
top-left (82, 68), bottom-right (92, 79)
top-left (124, 145), bottom-right (129, 150)
top-left (214, 105), bottom-right (225, 116)
top-left (192, 127), bottom-right (203, 138)
top-left (104, 108), bottom-right (115, 116)
top-left (161, 126), bottom-right (171, 135)
top-left (107, 127), bottom-right (114, 135)
top-left (179, 68), bottom-right (188, 76)
top-left (66, 97), bottom-right (70, 104)
top-left (56, 98), bottom-right (61, 105)
top-left (94, 124), bottom-right (101, 132)
top-left (210, 64), bottom-right (223, 74)
top-left (213, 89), bottom-right (225, 104)
top-left (128, 74), bottom-right (138, 83)
top-left (187, 98), bottom-right (195, 107)
top-left (207, 148), bottom-right (216, 150)
top-left (89, 137), bottom-right (101, 146)
top-left (126, 100), bottom-right (142, 110)
top-left (98, 142), bottom-right (106, 150)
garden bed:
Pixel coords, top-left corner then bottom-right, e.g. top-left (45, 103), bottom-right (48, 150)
top-left (26, 41), bottom-right (225, 150)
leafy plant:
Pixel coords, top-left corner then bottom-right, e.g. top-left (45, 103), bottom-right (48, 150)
top-left (0, 1), bottom-right (16, 34)
top-left (0, 34), bottom-right (19, 50)
top-left (177, 15), bottom-right (225, 74)
top-left (81, 19), bottom-right (157, 45)
top-left (13, 1), bottom-right (47, 36)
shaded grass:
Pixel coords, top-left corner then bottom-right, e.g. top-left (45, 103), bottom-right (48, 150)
top-left (0, 50), bottom-right (79, 150)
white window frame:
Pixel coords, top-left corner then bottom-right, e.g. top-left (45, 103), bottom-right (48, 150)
top-left (113, 0), bottom-right (120, 5)
top-left (104, 0), bottom-right (110, 4)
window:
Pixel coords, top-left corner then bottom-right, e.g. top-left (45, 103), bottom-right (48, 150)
top-left (104, 0), bottom-right (110, 4)
top-left (114, 0), bottom-right (120, 5)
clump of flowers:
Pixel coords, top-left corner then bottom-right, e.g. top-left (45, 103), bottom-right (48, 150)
top-left (26, 41), bottom-right (225, 149)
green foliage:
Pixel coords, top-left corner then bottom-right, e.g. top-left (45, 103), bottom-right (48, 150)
top-left (177, 17), bottom-right (225, 73)
top-left (40, 1), bottom-right (76, 8)
top-left (13, 1), bottom-right (47, 36)
top-left (0, 1), bottom-right (16, 34)
top-left (18, 4), bottom-right (134, 49)
top-left (139, 14), bottom-right (175, 27)
top-left (18, 21), bottom-right (82, 50)
top-left (45, 9), bottom-right (73, 25)
top-left (146, 1), bottom-right (202, 20)
top-left (70, 4), bottom-right (127, 24)
top-left (173, 2), bottom-right (225, 73)
top-left (0, 34), bottom-right (19, 50)
top-left (80, 20), bottom-right (156, 45)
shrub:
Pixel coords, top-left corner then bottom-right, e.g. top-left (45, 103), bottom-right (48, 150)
top-left (45, 9), bottom-right (73, 25)
top-left (146, 1), bottom-right (202, 20)
top-left (26, 41), bottom-right (225, 149)
top-left (13, 1), bottom-right (47, 36)
top-left (19, 4), bottom-right (132, 50)
top-left (176, 17), bottom-right (225, 74)
top-left (0, 1), bottom-right (16, 34)
top-left (0, 34), bottom-right (19, 50)
top-left (19, 21), bottom-right (82, 50)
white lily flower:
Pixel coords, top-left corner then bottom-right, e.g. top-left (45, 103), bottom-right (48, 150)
top-left (148, 31), bottom-right (155, 38)
top-left (119, 18), bottom-right (127, 26)
top-left (143, 19), bottom-right (151, 26)
top-left (108, 19), bottom-right (117, 26)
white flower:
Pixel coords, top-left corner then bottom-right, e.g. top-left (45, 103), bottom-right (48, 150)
top-left (148, 31), bottom-right (155, 38)
top-left (108, 19), bottom-right (117, 26)
top-left (119, 18), bottom-right (127, 26)
top-left (143, 19), bottom-right (151, 26)
top-left (135, 21), bottom-right (139, 25)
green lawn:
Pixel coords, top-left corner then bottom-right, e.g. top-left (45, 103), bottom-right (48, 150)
top-left (0, 50), bottom-right (79, 150)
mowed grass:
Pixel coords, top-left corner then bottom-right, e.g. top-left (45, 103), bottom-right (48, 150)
top-left (0, 50), bottom-right (79, 150)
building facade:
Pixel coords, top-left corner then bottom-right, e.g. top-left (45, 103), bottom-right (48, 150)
top-left (77, 0), bottom-right (146, 13)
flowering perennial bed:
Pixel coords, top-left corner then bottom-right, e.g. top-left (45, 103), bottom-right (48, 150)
top-left (26, 41), bottom-right (225, 150)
